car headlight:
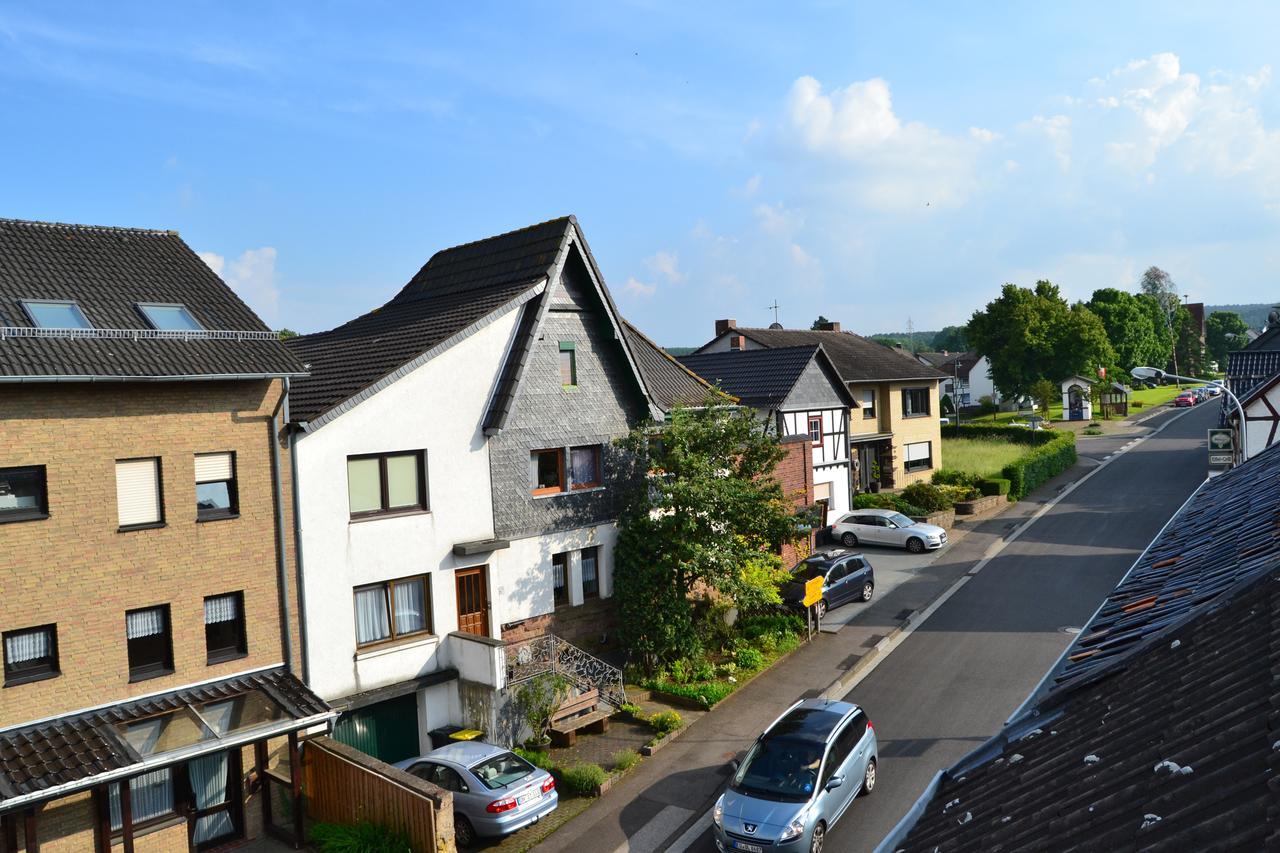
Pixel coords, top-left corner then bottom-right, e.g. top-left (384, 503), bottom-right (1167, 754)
top-left (778, 813), bottom-right (808, 842)
top-left (712, 796), bottom-right (724, 828)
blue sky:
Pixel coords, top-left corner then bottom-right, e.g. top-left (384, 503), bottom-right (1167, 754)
top-left (3, 2), bottom-right (1280, 344)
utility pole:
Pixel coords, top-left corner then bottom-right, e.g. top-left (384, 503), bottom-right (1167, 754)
top-left (906, 316), bottom-right (916, 354)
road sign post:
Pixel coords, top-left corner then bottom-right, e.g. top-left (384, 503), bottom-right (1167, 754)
top-left (1207, 428), bottom-right (1235, 472)
top-left (803, 576), bottom-right (824, 639)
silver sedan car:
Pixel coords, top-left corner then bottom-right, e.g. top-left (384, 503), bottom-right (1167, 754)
top-left (829, 508), bottom-right (947, 553)
top-left (395, 741), bottom-right (558, 847)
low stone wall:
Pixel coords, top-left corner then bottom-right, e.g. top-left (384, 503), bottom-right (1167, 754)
top-left (911, 509), bottom-right (955, 529)
top-left (954, 494), bottom-right (1004, 516)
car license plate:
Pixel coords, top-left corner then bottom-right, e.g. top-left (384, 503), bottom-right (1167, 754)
top-left (517, 790), bottom-right (541, 806)
top-left (733, 842), bottom-right (763, 853)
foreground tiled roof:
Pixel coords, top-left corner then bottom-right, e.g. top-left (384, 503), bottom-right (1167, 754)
top-left (1227, 348), bottom-right (1280, 399)
top-left (0, 218), bottom-right (303, 379)
top-left (887, 441), bottom-right (1280, 851)
top-left (622, 320), bottom-right (722, 411)
top-left (286, 218), bottom-right (571, 423)
top-left (0, 668), bottom-right (329, 802)
top-left (701, 327), bottom-right (947, 382)
top-left (678, 346), bottom-right (823, 409)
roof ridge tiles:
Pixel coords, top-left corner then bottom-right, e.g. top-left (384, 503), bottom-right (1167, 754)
top-left (0, 217), bottom-right (176, 236)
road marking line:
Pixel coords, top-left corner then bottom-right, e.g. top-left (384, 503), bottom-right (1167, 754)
top-left (664, 405), bottom-right (1195, 853)
top-left (617, 804), bottom-right (695, 853)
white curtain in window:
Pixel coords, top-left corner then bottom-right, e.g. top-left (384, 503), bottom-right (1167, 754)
top-left (194, 452), bottom-right (233, 484)
top-left (4, 629), bottom-right (48, 663)
top-left (126, 609), bottom-right (164, 639)
top-left (108, 769), bottom-right (174, 830)
top-left (393, 579), bottom-right (427, 634)
top-left (581, 549), bottom-right (598, 583)
top-left (189, 752), bottom-right (235, 843)
top-left (354, 587), bottom-right (390, 644)
top-left (570, 447), bottom-right (599, 485)
top-left (552, 557), bottom-right (566, 589)
top-left (204, 594), bottom-right (239, 625)
top-left (116, 458), bottom-right (160, 526)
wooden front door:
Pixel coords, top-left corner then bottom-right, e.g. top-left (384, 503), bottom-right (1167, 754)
top-left (455, 567), bottom-right (490, 636)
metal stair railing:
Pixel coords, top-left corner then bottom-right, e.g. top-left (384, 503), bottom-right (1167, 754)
top-left (505, 633), bottom-right (626, 709)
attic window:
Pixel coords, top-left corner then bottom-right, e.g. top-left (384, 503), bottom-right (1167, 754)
top-left (138, 303), bottom-right (203, 331)
top-left (21, 300), bottom-right (92, 329)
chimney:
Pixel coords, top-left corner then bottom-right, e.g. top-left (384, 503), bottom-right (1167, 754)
top-left (815, 320), bottom-right (841, 332)
top-left (715, 318), bottom-right (737, 336)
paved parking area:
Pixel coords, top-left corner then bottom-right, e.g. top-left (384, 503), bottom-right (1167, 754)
top-left (814, 537), bottom-right (961, 632)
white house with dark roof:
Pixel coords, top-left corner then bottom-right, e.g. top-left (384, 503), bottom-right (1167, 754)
top-left (284, 217), bottom-right (679, 758)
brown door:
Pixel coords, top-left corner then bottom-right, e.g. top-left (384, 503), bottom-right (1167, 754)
top-left (455, 567), bottom-right (490, 636)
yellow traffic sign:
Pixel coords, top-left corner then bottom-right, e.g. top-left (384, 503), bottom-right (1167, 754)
top-left (803, 576), bottom-right (824, 608)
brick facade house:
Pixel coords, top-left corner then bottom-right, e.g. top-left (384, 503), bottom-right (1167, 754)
top-left (0, 219), bottom-right (331, 852)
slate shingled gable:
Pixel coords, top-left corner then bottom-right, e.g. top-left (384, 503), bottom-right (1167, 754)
top-left (0, 217), bottom-right (304, 379)
top-left (677, 345), bottom-right (853, 410)
top-left (695, 326), bottom-right (948, 383)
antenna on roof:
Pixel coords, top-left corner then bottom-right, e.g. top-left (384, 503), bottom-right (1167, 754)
top-left (767, 300), bottom-right (781, 325)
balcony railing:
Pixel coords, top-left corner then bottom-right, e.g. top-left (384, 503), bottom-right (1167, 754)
top-left (505, 634), bottom-right (626, 709)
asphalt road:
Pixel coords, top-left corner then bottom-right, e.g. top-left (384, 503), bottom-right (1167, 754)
top-left (674, 404), bottom-right (1216, 853)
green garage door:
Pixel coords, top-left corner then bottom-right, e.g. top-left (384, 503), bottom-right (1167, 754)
top-left (332, 693), bottom-right (421, 764)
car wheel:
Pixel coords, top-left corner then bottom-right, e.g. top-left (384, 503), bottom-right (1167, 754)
top-left (815, 599), bottom-right (828, 618)
top-left (809, 821), bottom-right (826, 853)
top-left (841, 532), bottom-right (858, 547)
top-left (860, 581), bottom-right (874, 602)
top-left (906, 537), bottom-right (925, 554)
top-left (862, 758), bottom-right (877, 795)
top-left (455, 815), bottom-right (477, 849)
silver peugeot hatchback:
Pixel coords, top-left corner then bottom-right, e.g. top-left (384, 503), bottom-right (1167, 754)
top-left (713, 698), bottom-right (877, 853)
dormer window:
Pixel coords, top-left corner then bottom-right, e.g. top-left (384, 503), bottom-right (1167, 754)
top-left (21, 300), bottom-right (92, 329)
top-left (138, 303), bottom-right (203, 331)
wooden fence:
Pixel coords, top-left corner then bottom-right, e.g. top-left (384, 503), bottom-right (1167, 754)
top-left (301, 736), bottom-right (454, 853)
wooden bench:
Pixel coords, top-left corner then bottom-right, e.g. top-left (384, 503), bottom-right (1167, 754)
top-left (549, 688), bottom-right (611, 747)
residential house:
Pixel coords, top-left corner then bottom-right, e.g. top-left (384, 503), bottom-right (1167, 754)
top-left (915, 351), bottom-right (985, 408)
top-left (880, 438), bottom-right (1280, 852)
top-left (694, 320), bottom-right (948, 489)
top-left (677, 345), bottom-right (855, 517)
top-left (283, 217), bottom-right (663, 760)
top-left (1224, 311), bottom-right (1280, 460)
top-left (0, 218), bottom-right (331, 852)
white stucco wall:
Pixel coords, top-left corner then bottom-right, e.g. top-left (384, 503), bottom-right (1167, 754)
top-left (968, 356), bottom-right (999, 403)
top-left (294, 308), bottom-right (520, 702)
top-left (494, 523), bottom-right (618, 627)
top-left (1242, 391), bottom-right (1279, 459)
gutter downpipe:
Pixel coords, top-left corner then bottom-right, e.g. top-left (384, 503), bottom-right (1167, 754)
top-left (270, 381), bottom-right (294, 676)
top-left (286, 378), bottom-right (312, 685)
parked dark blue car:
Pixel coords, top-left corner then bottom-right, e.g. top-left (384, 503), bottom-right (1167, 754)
top-left (780, 551), bottom-right (875, 618)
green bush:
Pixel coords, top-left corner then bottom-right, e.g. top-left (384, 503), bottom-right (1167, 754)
top-left (692, 659), bottom-right (716, 681)
top-left (649, 710), bottom-right (683, 735)
top-left (561, 763), bottom-right (608, 796)
top-left (668, 658), bottom-right (692, 684)
top-left (618, 703), bottom-right (645, 719)
top-left (937, 484), bottom-right (979, 503)
top-left (612, 749), bottom-right (641, 772)
top-left (932, 468), bottom-right (983, 488)
top-left (999, 431), bottom-right (1076, 500)
top-left (738, 613), bottom-right (804, 640)
top-left (734, 647), bottom-right (764, 670)
top-left (777, 632), bottom-right (801, 654)
top-left (754, 632), bottom-right (778, 654)
top-left (514, 748), bottom-right (555, 771)
top-left (979, 478), bottom-right (1011, 496)
top-left (311, 821), bottom-right (412, 853)
top-left (644, 678), bottom-right (735, 707)
top-left (1083, 427), bottom-right (1103, 435)
top-left (901, 482), bottom-right (952, 512)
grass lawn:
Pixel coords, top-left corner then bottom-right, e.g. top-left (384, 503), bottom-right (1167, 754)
top-left (940, 436), bottom-right (1028, 478)
top-left (1129, 385), bottom-right (1187, 408)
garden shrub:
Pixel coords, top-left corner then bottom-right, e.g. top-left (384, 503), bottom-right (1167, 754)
top-left (738, 613), bottom-right (804, 639)
top-left (901, 482), bottom-right (951, 513)
top-left (937, 484), bottom-right (979, 503)
top-left (644, 678), bottom-right (734, 707)
top-left (932, 468), bottom-right (983, 488)
top-left (754, 632), bottom-right (778, 654)
top-left (1083, 427), bottom-right (1103, 435)
top-left (734, 647), bottom-right (764, 670)
top-left (617, 703), bottom-right (645, 720)
top-left (979, 478), bottom-right (1011, 496)
top-left (692, 658), bottom-right (716, 682)
top-left (649, 710), bottom-right (683, 735)
top-left (514, 748), bottom-right (555, 771)
top-left (561, 763), bottom-right (608, 796)
top-left (668, 658), bottom-right (692, 684)
top-left (777, 632), bottom-right (801, 654)
top-left (717, 661), bottom-right (737, 678)
top-left (999, 431), bottom-right (1076, 500)
top-left (612, 749), bottom-right (641, 772)
top-left (311, 821), bottom-right (412, 853)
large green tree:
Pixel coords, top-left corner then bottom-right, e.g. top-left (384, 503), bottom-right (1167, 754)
top-left (1135, 293), bottom-right (1176, 371)
top-left (967, 281), bottom-right (1114, 398)
top-left (932, 325), bottom-right (969, 352)
top-left (1173, 304), bottom-right (1207, 376)
top-left (612, 398), bottom-right (799, 667)
top-left (1140, 266), bottom-right (1181, 319)
top-left (1205, 310), bottom-right (1249, 367)
top-left (1087, 288), bottom-right (1161, 373)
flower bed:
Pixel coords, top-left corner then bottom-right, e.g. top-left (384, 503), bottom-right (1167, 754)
top-left (953, 494), bottom-right (1003, 516)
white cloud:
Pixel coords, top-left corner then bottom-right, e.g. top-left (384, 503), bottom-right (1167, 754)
top-left (645, 250), bottom-right (685, 283)
top-left (199, 247), bottom-right (281, 325)
top-left (968, 126), bottom-right (1000, 143)
top-left (623, 276), bottom-right (656, 297)
top-left (754, 201), bottom-right (803, 236)
top-left (1023, 114), bottom-right (1071, 170)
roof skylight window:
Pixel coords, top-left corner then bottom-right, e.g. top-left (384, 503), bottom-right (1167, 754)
top-left (22, 300), bottom-right (92, 329)
top-left (138, 303), bottom-right (203, 331)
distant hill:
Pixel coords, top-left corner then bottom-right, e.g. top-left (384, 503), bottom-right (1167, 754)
top-left (1207, 303), bottom-right (1277, 330)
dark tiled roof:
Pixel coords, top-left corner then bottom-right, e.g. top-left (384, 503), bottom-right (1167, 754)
top-left (622, 320), bottom-right (722, 411)
top-left (700, 327), bottom-right (948, 382)
top-left (0, 218), bottom-right (303, 379)
top-left (1226, 348), bottom-right (1280, 398)
top-left (896, 567), bottom-right (1280, 852)
top-left (889, 441), bottom-right (1280, 852)
top-left (287, 218), bottom-right (573, 423)
top-left (0, 668), bottom-right (328, 802)
top-left (678, 346), bottom-right (823, 409)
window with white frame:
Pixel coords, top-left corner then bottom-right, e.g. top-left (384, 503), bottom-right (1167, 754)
top-left (137, 303), bottom-right (203, 331)
top-left (204, 592), bottom-right (247, 664)
top-left (353, 575), bottom-right (431, 647)
top-left (904, 441), bottom-right (933, 472)
top-left (863, 389), bottom-right (877, 420)
top-left (195, 452), bottom-right (237, 520)
top-left (3, 624), bottom-right (58, 685)
top-left (116, 457), bottom-right (163, 529)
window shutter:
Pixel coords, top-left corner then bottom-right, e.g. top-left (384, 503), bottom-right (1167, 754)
top-left (204, 594), bottom-right (239, 624)
top-left (116, 459), bottom-right (161, 526)
top-left (194, 452), bottom-right (233, 483)
top-left (126, 608), bottom-right (165, 639)
top-left (906, 442), bottom-right (931, 461)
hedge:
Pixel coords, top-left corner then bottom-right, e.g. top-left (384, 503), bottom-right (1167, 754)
top-left (941, 424), bottom-right (1076, 501)
top-left (979, 478), bottom-right (1011, 496)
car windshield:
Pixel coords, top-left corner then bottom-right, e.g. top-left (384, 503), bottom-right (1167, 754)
top-left (888, 512), bottom-right (915, 528)
top-left (470, 752), bottom-right (535, 790)
top-left (731, 737), bottom-right (824, 802)
top-left (791, 562), bottom-right (828, 582)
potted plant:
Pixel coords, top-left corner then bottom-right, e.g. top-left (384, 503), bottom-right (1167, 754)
top-left (868, 460), bottom-right (882, 493)
top-left (514, 673), bottom-right (569, 748)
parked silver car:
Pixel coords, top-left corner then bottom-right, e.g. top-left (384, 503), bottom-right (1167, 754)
top-left (395, 741), bottom-right (557, 847)
top-left (828, 508), bottom-right (947, 553)
top-left (713, 698), bottom-right (878, 853)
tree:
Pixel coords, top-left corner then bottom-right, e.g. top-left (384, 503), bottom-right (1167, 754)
top-left (1173, 304), bottom-right (1207, 376)
top-left (1030, 378), bottom-right (1058, 417)
top-left (1087, 288), bottom-right (1161, 373)
top-left (1205, 311), bottom-right (1249, 366)
top-left (932, 325), bottom-right (969, 353)
top-left (612, 396), bottom-right (800, 667)
top-left (1140, 266), bottom-right (1181, 319)
top-left (276, 328), bottom-right (299, 340)
top-left (811, 315), bottom-right (830, 330)
top-left (1046, 302), bottom-right (1116, 385)
top-left (1135, 294), bottom-right (1175, 372)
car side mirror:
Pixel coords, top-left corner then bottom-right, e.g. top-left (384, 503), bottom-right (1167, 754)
top-left (729, 758), bottom-right (740, 772)
top-left (825, 774), bottom-right (845, 791)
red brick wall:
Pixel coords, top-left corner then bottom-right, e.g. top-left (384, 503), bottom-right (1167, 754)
top-left (500, 596), bottom-right (618, 650)
top-left (776, 436), bottom-right (815, 567)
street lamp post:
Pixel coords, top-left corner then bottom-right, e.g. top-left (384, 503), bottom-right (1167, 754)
top-left (1131, 366), bottom-right (1250, 462)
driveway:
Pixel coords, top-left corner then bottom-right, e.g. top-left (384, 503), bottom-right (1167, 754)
top-left (813, 541), bottom-right (955, 632)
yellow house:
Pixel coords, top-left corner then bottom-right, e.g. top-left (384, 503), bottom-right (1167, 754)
top-left (694, 320), bottom-right (946, 492)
